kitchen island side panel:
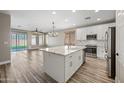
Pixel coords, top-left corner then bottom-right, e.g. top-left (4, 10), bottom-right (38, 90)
top-left (43, 51), bottom-right (65, 82)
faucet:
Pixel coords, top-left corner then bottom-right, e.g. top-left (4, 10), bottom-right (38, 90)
top-left (67, 44), bottom-right (72, 49)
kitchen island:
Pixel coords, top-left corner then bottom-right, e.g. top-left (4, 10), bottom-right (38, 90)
top-left (40, 46), bottom-right (85, 83)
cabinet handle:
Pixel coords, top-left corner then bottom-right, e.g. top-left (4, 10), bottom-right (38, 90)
top-left (70, 61), bottom-right (72, 67)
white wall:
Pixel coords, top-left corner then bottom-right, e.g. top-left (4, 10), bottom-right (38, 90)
top-left (0, 13), bottom-right (11, 64)
top-left (47, 32), bottom-right (65, 47)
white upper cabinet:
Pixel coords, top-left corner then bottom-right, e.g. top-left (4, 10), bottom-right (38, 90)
top-left (75, 23), bottom-right (115, 59)
top-left (81, 28), bottom-right (87, 40)
top-left (76, 29), bottom-right (82, 40)
top-left (97, 25), bottom-right (108, 40)
top-left (76, 28), bottom-right (86, 40)
top-left (76, 23), bottom-right (115, 41)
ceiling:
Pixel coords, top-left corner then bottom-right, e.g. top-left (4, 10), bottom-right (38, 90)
top-left (0, 10), bottom-right (115, 32)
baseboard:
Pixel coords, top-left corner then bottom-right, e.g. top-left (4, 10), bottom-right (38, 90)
top-left (0, 60), bottom-right (11, 65)
top-left (27, 48), bottom-right (39, 50)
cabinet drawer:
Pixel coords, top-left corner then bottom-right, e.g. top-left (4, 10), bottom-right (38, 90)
top-left (65, 50), bottom-right (82, 61)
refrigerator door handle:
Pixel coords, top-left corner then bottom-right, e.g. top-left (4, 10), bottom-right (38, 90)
top-left (104, 31), bottom-right (108, 53)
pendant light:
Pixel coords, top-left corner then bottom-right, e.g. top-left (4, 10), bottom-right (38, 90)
top-left (33, 28), bottom-right (42, 35)
top-left (48, 21), bottom-right (58, 37)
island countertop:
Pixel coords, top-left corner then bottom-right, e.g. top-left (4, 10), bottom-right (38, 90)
top-left (40, 46), bottom-right (86, 56)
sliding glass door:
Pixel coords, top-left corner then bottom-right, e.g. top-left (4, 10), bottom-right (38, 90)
top-left (11, 32), bottom-right (27, 52)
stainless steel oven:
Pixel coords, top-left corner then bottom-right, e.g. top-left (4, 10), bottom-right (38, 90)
top-left (85, 45), bottom-right (97, 57)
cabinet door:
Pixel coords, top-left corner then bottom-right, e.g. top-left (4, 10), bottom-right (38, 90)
top-left (65, 50), bottom-right (83, 82)
top-left (97, 26), bottom-right (101, 40)
top-left (72, 50), bottom-right (83, 73)
top-left (76, 29), bottom-right (81, 40)
top-left (65, 60), bottom-right (73, 81)
top-left (97, 25), bottom-right (108, 40)
top-left (76, 28), bottom-right (86, 40)
top-left (97, 47), bottom-right (105, 59)
top-left (86, 26), bottom-right (95, 35)
top-left (81, 28), bottom-right (86, 40)
top-left (97, 47), bottom-right (101, 58)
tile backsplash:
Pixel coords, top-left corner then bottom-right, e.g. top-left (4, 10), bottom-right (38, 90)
top-left (76, 40), bottom-right (105, 48)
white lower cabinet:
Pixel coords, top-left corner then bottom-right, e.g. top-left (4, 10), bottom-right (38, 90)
top-left (65, 50), bottom-right (83, 82)
top-left (65, 60), bottom-right (73, 81)
top-left (44, 50), bottom-right (83, 83)
top-left (97, 46), bottom-right (105, 59)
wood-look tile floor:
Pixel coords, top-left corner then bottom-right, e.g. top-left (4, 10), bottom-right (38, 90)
top-left (0, 50), bottom-right (114, 83)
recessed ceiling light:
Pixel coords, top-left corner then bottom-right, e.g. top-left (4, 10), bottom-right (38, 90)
top-left (72, 10), bottom-right (76, 13)
top-left (97, 18), bottom-right (101, 21)
top-left (64, 19), bottom-right (69, 22)
top-left (73, 24), bottom-right (76, 26)
top-left (52, 11), bottom-right (56, 15)
top-left (95, 10), bottom-right (99, 12)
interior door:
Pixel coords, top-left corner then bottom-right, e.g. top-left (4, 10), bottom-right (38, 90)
top-left (116, 10), bottom-right (124, 82)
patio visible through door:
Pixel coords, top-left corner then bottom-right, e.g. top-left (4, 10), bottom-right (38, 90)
top-left (11, 32), bottom-right (27, 52)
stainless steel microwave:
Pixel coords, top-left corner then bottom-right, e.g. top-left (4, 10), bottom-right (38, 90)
top-left (86, 34), bottom-right (97, 40)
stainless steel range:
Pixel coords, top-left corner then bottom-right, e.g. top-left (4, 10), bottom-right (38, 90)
top-left (85, 45), bottom-right (97, 58)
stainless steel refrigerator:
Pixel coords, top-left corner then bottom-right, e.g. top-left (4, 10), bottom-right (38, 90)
top-left (105, 27), bottom-right (116, 79)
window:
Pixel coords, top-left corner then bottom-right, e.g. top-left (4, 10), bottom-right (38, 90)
top-left (39, 35), bottom-right (43, 45)
top-left (11, 32), bottom-right (27, 52)
top-left (32, 35), bottom-right (37, 45)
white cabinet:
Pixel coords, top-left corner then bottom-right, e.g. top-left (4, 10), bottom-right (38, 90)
top-left (97, 25), bottom-right (108, 40)
top-left (72, 50), bottom-right (83, 72)
top-left (97, 46), bottom-right (105, 59)
top-left (81, 28), bottom-right (87, 40)
top-left (86, 26), bottom-right (96, 35)
top-left (75, 23), bottom-right (115, 59)
top-left (65, 60), bottom-right (73, 81)
top-left (44, 52), bottom-right (65, 82)
top-left (76, 29), bottom-right (82, 40)
top-left (44, 49), bottom-right (83, 82)
top-left (76, 28), bottom-right (86, 40)
top-left (65, 50), bottom-right (83, 81)
top-left (76, 23), bottom-right (115, 41)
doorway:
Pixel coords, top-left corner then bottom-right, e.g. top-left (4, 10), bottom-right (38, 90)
top-left (11, 32), bottom-right (27, 52)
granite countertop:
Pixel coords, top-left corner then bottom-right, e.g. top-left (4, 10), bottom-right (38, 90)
top-left (40, 46), bottom-right (86, 56)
